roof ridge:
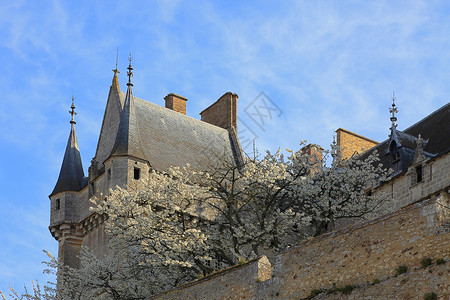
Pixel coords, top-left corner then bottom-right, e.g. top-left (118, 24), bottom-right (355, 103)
top-left (403, 102), bottom-right (450, 133)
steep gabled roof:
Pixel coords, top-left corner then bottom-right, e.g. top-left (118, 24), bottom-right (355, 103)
top-left (51, 108), bottom-right (87, 196)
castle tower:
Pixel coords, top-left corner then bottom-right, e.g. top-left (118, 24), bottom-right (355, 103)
top-left (49, 97), bottom-right (87, 268)
top-left (49, 55), bottom-right (245, 270)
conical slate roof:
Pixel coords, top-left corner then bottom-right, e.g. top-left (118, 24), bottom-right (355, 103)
top-left (93, 69), bottom-right (123, 166)
top-left (110, 62), bottom-right (145, 158)
top-left (51, 119), bottom-right (86, 196)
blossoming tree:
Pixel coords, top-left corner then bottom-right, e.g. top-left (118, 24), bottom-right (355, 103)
top-left (2, 142), bottom-right (390, 299)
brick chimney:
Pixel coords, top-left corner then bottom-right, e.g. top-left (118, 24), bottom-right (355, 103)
top-left (301, 144), bottom-right (324, 175)
top-left (200, 92), bottom-right (238, 130)
top-left (335, 128), bottom-right (378, 160)
top-left (165, 93), bottom-right (187, 115)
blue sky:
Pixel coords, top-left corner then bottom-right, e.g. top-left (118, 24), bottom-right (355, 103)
top-left (1, 0), bottom-right (449, 295)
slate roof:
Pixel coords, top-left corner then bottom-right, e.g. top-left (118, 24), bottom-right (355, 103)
top-left (94, 72), bottom-right (240, 174)
top-left (51, 123), bottom-right (88, 196)
top-left (93, 72), bottom-right (123, 167)
top-left (361, 102), bottom-right (450, 170)
top-left (131, 94), bottom-right (236, 171)
top-left (110, 83), bottom-right (237, 170)
top-left (110, 82), bottom-right (145, 158)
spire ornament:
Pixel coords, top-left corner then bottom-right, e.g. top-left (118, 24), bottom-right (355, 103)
top-left (69, 95), bottom-right (77, 124)
top-left (51, 94), bottom-right (85, 196)
top-left (113, 47), bottom-right (120, 77)
top-left (127, 52), bottom-right (133, 87)
top-left (389, 91), bottom-right (398, 128)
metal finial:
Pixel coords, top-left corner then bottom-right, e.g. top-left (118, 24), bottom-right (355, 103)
top-left (69, 95), bottom-right (77, 124)
top-left (127, 52), bottom-right (133, 86)
top-left (115, 47), bottom-right (119, 69)
top-left (389, 91), bottom-right (398, 127)
top-left (112, 47), bottom-right (120, 75)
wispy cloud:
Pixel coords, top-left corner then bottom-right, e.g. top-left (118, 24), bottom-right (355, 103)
top-left (1, 0), bottom-right (450, 294)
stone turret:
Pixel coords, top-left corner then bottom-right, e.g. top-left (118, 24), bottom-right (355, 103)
top-left (49, 97), bottom-right (87, 268)
top-left (50, 98), bottom-right (86, 197)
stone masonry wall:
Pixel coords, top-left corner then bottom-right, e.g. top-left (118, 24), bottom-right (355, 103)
top-left (150, 256), bottom-right (271, 300)
top-left (312, 262), bottom-right (448, 300)
top-left (336, 128), bottom-right (378, 160)
top-left (263, 193), bottom-right (449, 299)
top-left (376, 153), bottom-right (450, 210)
top-left (152, 193), bottom-right (450, 299)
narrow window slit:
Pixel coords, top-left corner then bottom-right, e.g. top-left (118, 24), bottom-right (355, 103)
top-left (134, 167), bottom-right (141, 180)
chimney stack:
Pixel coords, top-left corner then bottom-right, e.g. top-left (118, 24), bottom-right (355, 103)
top-left (335, 128), bottom-right (378, 160)
top-left (301, 144), bottom-right (324, 175)
top-left (200, 92), bottom-right (238, 130)
top-left (165, 93), bottom-right (187, 115)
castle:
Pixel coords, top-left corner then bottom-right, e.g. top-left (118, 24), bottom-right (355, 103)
top-left (49, 60), bottom-right (449, 297)
top-left (336, 100), bottom-right (449, 212)
top-left (148, 102), bottom-right (449, 299)
top-left (49, 59), bottom-right (244, 269)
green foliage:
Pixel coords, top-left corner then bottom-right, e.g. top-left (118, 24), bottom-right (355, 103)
top-left (421, 258), bottom-right (433, 268)
top-left (371, 278), bottom-right (380, 285)
top-left (424, 292), bottom-right (437, 300)
top-left (308, 289), bottom-right (324, 298)
top-left (305, 283), bottom-right (357, 299)
top-left (326, 282), bottom-right (337, 294)
top-left (395, 265), bottom-right (408, 275)
top-left (436, 258), bottom-right (445, 265)
top-left (337, 284), bottom-right (354, 295)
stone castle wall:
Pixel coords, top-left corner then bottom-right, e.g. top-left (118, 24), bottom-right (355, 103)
top-left (311, 262), bottom-right (448, 299)
top-left (376, 152), bottom-right (450, 211)
top-left (151, 256), bottom-right (272, 300)
top-left (152, 192), bottom-right (450, 299)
